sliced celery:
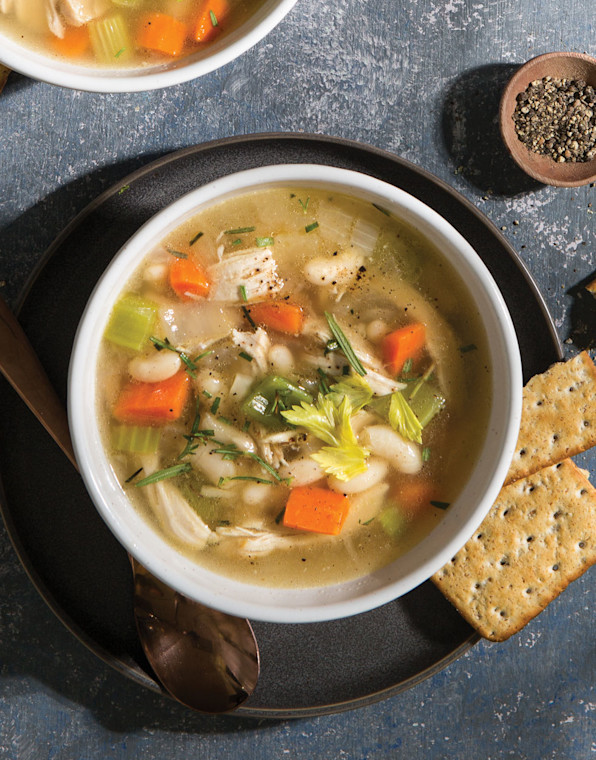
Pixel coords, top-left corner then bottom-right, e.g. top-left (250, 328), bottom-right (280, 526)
top-left (104, 294), bottom-right (158, 352)
top-left (89, 14), bottom-right (133, 64)
top-left (378, 506), bottom-right (406, 538)
top-left (403, 381), bottom-right (446, 428)
top-left (112, 425), bottom-right (161, 453)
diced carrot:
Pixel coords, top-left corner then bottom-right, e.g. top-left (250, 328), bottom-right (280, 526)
top-left (192, 0), bottom-right (229, 43)
top-left (283, 486), bottom-right (350, 536)
top-left (382, 322), bottom-right (426, 375)
top-left (114, 371), bottom-right (191, 425)
top-left (394, 478), bottom-right (437, 518)
top-left (51, 26), bottom-right (90, 58)
top-left (137, 13), bottom-right (187, 57)
top-left (247, 301), bottom-right (304, 334)
top-left (169, 255), bottom-right (210, 301)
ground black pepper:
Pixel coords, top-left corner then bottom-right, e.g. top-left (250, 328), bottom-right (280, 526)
top-left (513, 76), bottom-right (596, 163)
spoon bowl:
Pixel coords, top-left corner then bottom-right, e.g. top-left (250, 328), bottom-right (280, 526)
top-left (132, 558), bottom-right (259, 713)
top-left (0, 294), bottom-right (259, 713)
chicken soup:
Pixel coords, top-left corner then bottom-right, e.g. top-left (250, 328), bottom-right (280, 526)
top-left (97, 187), bottom-right (492, 588)
top-left (0, 0), bottom-right (263, 68)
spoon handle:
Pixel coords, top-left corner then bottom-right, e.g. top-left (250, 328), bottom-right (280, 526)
top-left (0, 295), bottom-right (78, 470)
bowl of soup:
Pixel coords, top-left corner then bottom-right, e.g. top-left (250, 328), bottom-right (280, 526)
top-left (0, 0), bottom-right (297, 91)
top-left (68, 164), bottom-right (523, 623)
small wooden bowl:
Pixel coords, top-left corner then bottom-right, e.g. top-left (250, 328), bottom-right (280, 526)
top-left (500, 52), bottom-right (596, 187)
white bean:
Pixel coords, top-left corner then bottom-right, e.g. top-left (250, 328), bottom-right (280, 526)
top-left (143, 263), bottom-right (169, 288)
top-left (304, 251), bottom-right (363, 287)
top-left (229, 372), bottom-right (254, 400)
top-left (366, 318), bottom-right (390, 344)
top-left (128, 350), bottom-right (181, 383)
top-left (361, 425), bottom-right (422, 474)
top-left (197, 369), bottom-right (224, 396)
top-left (279, 456), bottom-right (325, 487)
top-left (328, 457), bottom-right (388, 494)
top-left (268, 344), bottom-right (295, 374)
top-left (191, 443), bottom-right (239, 485)
top-left (242, 483), bottom-right (279, 507)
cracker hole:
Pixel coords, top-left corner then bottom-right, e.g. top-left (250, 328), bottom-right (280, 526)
top-left (578, 541), bottom-right (586, 549)
top-left (536, 400), bottom-right (543, 406)
top-left (502, 509), bottom-right (509, 517)
top-left (555, 463), bottom-right (562, 469)
top-left (568, 386), bottom-right (576, 392)
top-left (500, 611), bottom-right (507, 618)
top-left (552, 564), bottom-right (559, 571)
top-left (580, 488), bottom-right (587, 496)
top-left (583, 420), bottom-right (590, 427)
top-left (476, 533), bottom-right (483, 540)
top-left (552, 433), bottom-right (559, 442)
top-left (528, 486), bottom-right (535, 493)
top-left (526, 536), bottom-right (534, 543)
top-left (519, 448), bottom-right (527, 457)
top-left (525, 588), bottom-right (533, 594)
top-left (553, 510), bottom-right (562, 519)
top-left (499, 558), bottom-right (509, 566)
top-left (528, 509), bottom-right (537, 518)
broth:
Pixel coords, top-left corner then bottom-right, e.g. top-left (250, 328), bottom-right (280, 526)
top-left (0, 0), bottom-right (264, 69)
top-left (97, 187), bottom-right (492, 588)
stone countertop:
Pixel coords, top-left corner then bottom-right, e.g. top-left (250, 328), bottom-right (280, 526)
top-left (0, 0), bottom-right (594, 757)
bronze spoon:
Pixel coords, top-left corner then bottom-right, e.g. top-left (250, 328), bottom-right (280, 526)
top-left (0, 295), bottom-right (259, 713)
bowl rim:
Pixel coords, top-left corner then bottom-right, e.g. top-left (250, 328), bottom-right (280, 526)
top-left (68, 163), bottom-right (523, 623)
top-left (0, 0), bottom-right (298, 92)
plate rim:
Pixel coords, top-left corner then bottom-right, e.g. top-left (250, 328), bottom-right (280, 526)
top-left (1, 132), bottom-right (563, 718)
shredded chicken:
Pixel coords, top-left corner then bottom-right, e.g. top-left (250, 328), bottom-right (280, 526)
top-left (256, 438), bottom-right (288, 469)
top-left (141, 456), bottom-right (212, 549)
top-left (215, 526), bottom-right (303, 556)
top-left (207, 248), bottom-right (284, 303)
top-left (46, 0), bottom-right (64, 36)
top-left (59, 0), bottom-right (108, 24)
top-left (231, 327), bottom-right (271, 374)
top-left (302, 316), bottom-right (406, 395)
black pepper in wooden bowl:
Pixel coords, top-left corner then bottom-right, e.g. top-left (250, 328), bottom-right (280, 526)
top-left (500, 52), bottom-right (596, 187)
top-left (513, 77), bottom-right (596, 163)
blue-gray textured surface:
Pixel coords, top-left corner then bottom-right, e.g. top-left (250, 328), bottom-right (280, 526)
top-left (0, 0), bottom-right (594, 757)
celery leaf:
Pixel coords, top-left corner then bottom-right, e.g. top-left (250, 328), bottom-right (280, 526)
top-left (281, 395), bottom-right (370, 481)
top-left (281, 394), bottom-right (338, 446)
top-left (388, 392), bottom-right (423, 444)
top-left (327, 374), bottom-right (374, 412)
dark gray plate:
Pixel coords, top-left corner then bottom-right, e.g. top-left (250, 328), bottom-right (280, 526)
top-left (0, 134), bottom-right (561, 718)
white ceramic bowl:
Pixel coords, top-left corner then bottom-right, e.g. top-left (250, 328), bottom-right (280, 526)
top-left (0, 0), bottom-right (297, 92)
top-left (68, 164), bottom-right (523, 623)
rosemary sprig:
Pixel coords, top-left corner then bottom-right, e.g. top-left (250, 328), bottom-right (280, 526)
top-left (150, 337), bottom-right (212, 377)
top-left (178, 400), bottom-right (201, 459)
top-left (242, 305), bottom-right (256, 329)
top-left (324, 312), bottom-right (367, 376)
top-left (134, 463), bottom-right (191, 487)
top-left (218, 475), bottom-right (275, 486)
top-left (225, 226), bottom-right (256, 235)
top-left (211, 443), bottom-right (285, 483)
